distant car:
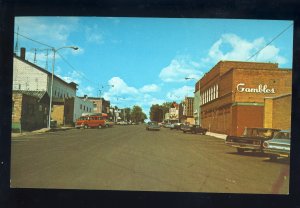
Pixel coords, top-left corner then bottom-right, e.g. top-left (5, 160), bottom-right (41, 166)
top-left (118, 121), bottom-right (128, 125)
top-left (164, 123), bottom-right (173, 128)
top-left (146, 121), bottom-right (160, 131)
top-left (263, 130), bottom-right (291, 160)
top-left (104, 120), bottom-right (114, 127)
top-left (170, 123), bottom-right (182, 130)
top-left (181, 124), bottom-right (207, 135)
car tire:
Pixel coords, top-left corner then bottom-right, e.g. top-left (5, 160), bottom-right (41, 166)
top-left (98, 125), bottom-right (102, 129)
top-left (237, 148), bottom-right (245, 154)
top-left (84, 124), bottom-right (88, 129)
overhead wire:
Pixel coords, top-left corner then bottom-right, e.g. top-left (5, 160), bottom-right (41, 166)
top-left (246, 23), bottom-right (293, 61)
top-left (14, 30), bottom-right (99, 88)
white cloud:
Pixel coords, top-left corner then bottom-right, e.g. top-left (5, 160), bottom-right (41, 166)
top-left (85, 24), bottom-right (104, 44)
top-left (166, 86), bottom-right (194, 100)
top-left (107, 77), bottom-right (139, 95)
top-left (139, 84), bottom-right (160, 93)
top-left (15, 17), bottom-right (80, 47)
top-left (159, 56), bottom-right (203, 83)
top-left (205, 33), bottom-right (287, 65)
top-left (77, 86), bottom-right (95, 97)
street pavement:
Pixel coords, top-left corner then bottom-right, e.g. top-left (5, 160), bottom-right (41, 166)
top-left (10, 124), bottom-right (289, 194)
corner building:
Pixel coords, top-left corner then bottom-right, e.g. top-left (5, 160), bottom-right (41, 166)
top-left (200, 61), bottom-right (292, 136)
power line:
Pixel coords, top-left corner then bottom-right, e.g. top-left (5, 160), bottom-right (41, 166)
top-left (56, 51), bottom-right (99, 87)
top-left (246, 23), bottom-right (293, 61)
top-left (15, 30), bottom-right (99, 88)
top-left (14, 31), bottom-right (54, 48)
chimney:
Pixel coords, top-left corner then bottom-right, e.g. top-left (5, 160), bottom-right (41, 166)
top-left (20, 47), bottom-right (26, 60)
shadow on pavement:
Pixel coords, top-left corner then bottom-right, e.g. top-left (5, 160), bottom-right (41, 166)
top-left (226, 151), bottom-right (269, 158)
top-left (262, 157), bottom-right (290, 164)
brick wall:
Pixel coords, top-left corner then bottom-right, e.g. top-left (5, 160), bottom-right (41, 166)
top-left (264, 94), bottom-right (291, 130)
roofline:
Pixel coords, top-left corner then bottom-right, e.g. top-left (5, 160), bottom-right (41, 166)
top-left (14, 55), bottom-right (78, 88)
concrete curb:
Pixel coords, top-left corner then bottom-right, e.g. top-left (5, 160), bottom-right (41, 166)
top-left (206, 132), bottom-right (228, 140)
top-left (11, 127), bottom-right (74, 138)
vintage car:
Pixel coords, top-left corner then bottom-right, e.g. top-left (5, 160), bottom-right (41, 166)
top-left (170, 123), bottom-right (183, 130)
top-left (164, 123), bottom-right (173, 128)
top-left (104, 120), bottom-right (114, 128)
top-left (225, 127), bottom-right (280, 154)
top-left (181, 124), bottom-right (208, 135)
top-left (263, 130), bottom-right (290, 160)
top-left (146, 121), bottom-right (160, 131)
top-left (75, 115), bottom-right (106, 129)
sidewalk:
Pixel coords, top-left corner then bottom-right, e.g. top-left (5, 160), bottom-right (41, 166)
top-left (206, 132), bottom-right (228, 140)
top-left (11, 127), bottom-right (74, 138)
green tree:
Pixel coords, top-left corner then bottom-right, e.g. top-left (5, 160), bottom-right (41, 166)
top-left (130, 105), bottom-right (147, 123)
top-left (150, 102), bottom-right (173, 122)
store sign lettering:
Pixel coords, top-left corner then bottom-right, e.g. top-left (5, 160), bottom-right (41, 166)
top-left (236, 83), bottom-right (275, 94)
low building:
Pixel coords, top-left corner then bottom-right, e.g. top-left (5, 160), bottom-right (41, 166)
top-left (12, 90), bottom-right (49, 131)
top-left (264, 93), bottom-right (291, 130)
top-left (78, 96), bottom-right (111, 114)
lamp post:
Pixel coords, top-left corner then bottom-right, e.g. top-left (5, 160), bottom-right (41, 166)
top-left (48, 46), bottom-right (78, 128)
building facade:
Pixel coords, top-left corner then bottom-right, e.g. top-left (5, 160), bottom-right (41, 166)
top-left (200, 61), bottom-right (292, 136)
top-left (13, 48), bottom-right (80, 126)
top-left (13, 49), bottom-right (77, 101)
top-left (193, 80), bottom-right (201, 125)
top-left (12, 90), bottom-right (50, 131)
top-left (264, 94), bottom-right (291, 130)
top-left (182, 97), bottom-right (195, 124)
top-left (79, 96), bottom-right (111, 114)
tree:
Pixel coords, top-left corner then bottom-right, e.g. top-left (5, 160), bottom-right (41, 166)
top-left (150, 102), bottom-right (173, 122)
top-left (130, 105), bottom-right (147, 123)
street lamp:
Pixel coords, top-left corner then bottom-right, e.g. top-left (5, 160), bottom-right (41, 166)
top-left (48, 46), bottom-right (78, 128)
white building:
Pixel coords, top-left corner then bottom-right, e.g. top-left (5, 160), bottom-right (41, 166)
top-left (13, 48), bottom-right (77, 100)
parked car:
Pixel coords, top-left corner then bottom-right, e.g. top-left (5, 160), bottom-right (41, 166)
top-left (263, 130), bottom-right (291, 160)
top-left (146, 121), bottom-right (160, 131)
top-left (164, 123), bottom-right (173, 128)
top-left (117, 121), bottom-right (128, 125)
top-left (225, 127), bottom-right (280, 154)
top-left (170, 123), bottom-right (182, 130)
top-left (104, 120), bottom-right (114, 128)
top-left (181, 124), bottom-right (207, 135)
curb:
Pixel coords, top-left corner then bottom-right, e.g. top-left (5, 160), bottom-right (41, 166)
top-left (11, 127), bottom-right (74, 138)
top-left (206, 132), bottom-right (228, 140)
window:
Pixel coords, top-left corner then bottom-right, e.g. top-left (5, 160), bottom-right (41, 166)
top-left (80, 104), bottom-right (82, 110)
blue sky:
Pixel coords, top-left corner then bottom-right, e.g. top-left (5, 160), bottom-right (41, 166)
top-left (14, 17), bottom-right (294, 116)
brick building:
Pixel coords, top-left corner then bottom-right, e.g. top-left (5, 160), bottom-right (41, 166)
top-left (200, 61), bottom-right (292, 136)
top-left (264, 94), bottom-right (291, 130)
top-left (78, 96), bottom-right (111, 114)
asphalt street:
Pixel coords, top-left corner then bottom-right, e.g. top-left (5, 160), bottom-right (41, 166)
top-left (10, 124), bottom-right (290, 194)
